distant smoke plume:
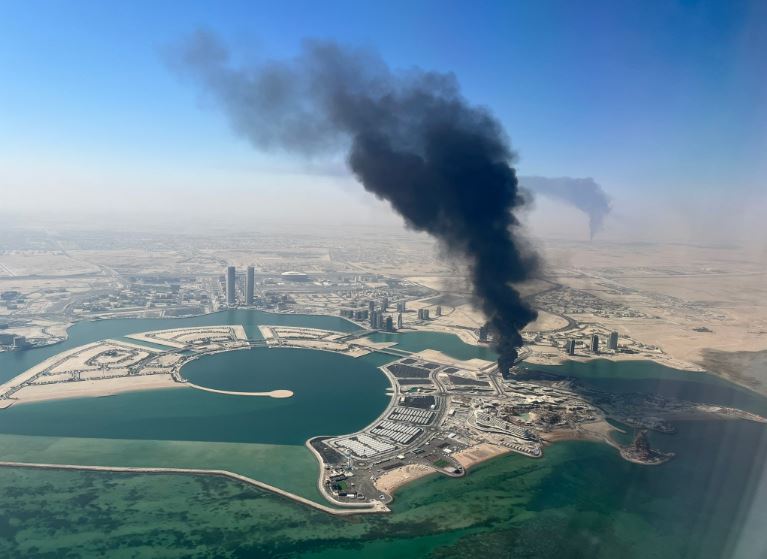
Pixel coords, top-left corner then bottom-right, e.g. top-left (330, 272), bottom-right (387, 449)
top-left (168, 31), bottom-right (538, 364)
top-left (520, 176), bottom-right (611, 239)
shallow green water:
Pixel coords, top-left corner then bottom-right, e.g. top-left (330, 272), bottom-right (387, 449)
top-left (1, 314), bottom-right (766, 557)
top-left (0, 433), bottom-right (322, 501)
top-left (1, 419), bottom-right (765, 558)
top-left (0, 345), bottom-right (390, 502)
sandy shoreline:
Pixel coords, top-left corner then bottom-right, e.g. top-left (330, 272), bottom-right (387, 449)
top-left (453, 442), bottom-right (512, 469)
top-left (540, 419), bottom-right (620, 447)
top-left (0, 342), bottom-right (104, 396)
top-left (5, 375), bottom-right (185, 407)
top-left (373, 426), bottom-right (627, 498)
top-left (373, 442), bottom-right (515, 496)
top-left (374, 464), bottom-right (436, 495)
top-left (4, 376), bottom-right (295, 406)
top-left (184, 383), bottom-right (293, 399)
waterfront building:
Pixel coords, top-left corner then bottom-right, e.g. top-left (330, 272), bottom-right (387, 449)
top-left (226, 266), bottom-right (236, 306)
top-left (369, 310), bottom-right (385, 329)
top-left (246, 266), bottom-right (255, 305)
top-left (436, 305), bottom-right (442, 316)
top-left (382, 297), bottom-right (389, 311)
top-left (12, 335), bottom-right (27, 350)
top-left (591, 334), bottom-right (600, 353)
top-left (397, 313), bottom-right (403, 329)
top-left (384, 316), bottom-right (394, 332)
top-left (566, 339), bottom-right (576, 355)
top-left (608, 331), bottom-right (619, 351)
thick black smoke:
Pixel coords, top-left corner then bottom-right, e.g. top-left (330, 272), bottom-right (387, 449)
top-left (169, 31), bottom-right (538, 364)
top-left (520, 176), bottom-right (611, 239)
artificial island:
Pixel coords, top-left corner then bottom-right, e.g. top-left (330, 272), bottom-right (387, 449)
top-left (1, 317), bottom-right (763, 515)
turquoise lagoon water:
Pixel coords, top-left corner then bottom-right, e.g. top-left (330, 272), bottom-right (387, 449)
top-left (0, 309), bottom-right (360, 384)
top-left (0, 312), bottom-right (766, 557)
top-left (0, 311), bottom-right (384, 501)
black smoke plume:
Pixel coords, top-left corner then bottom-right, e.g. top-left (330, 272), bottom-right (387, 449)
top-left (168, 31), bottom-right (538, 365)
top-left (520, 176), bottom-right (611, 239)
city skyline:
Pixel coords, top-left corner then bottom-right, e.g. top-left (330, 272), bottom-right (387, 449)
top-left (0, 3), bottom-right (765, 556)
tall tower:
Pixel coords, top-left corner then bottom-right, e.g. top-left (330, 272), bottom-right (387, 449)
top-left (246, 266), bottom-right (255, 305)
top-left (226, 266), bottom-right (236, 306)
top-left (608, 331), bottom-right (619, 351)
top-left (397, 313), bottom-right (403, 329)
top-left (591, 334), bottom-right (600, 353)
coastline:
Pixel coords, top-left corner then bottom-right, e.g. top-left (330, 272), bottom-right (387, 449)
top-left (453, 442), bottom-right (514, 469)
top-left (1, 313), bottom-right (762, 516)
top-left (0, 460), bottom-right (388, 515)
top-left (540, 418), bottom-right (621, 448)
top-left (5, 307), bottom-right (761, 398)
top-left (372, 442), bottom-right (515, 498)
top-left (5, 375), bottom-right (186, 408)
top-left (0, 308), bottom-right (362, 358)
top-left (374, 463), bottom-right (436, 495)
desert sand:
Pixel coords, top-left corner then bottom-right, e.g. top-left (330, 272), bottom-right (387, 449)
top-left (453, 442), bottom-right (511, 469)
top-left (540, 418), bottom-right (619, 446)
top-left (8, 374), bottom-right (184, 406)
top-left (413, 349), bottom-right (494, 371)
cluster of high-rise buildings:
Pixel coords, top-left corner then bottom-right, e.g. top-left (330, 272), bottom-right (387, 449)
top-left (0, 333), bottom-right (28, 349)
top-left (224, 265), bottom-right (256, 307)
top-left (339, 307), bottom-right (371, 321)
top-left (367, 298), bottom-right (401, 332)
top-left (340, 298), bottom-right (419, 332)
top-left (337, 298), bottom-right (418, 332)
top-left (565, 331), bottom-right (620, 356)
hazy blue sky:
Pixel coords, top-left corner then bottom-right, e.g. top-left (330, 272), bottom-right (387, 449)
top-left (1, 0), bottom-right (765, 241)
